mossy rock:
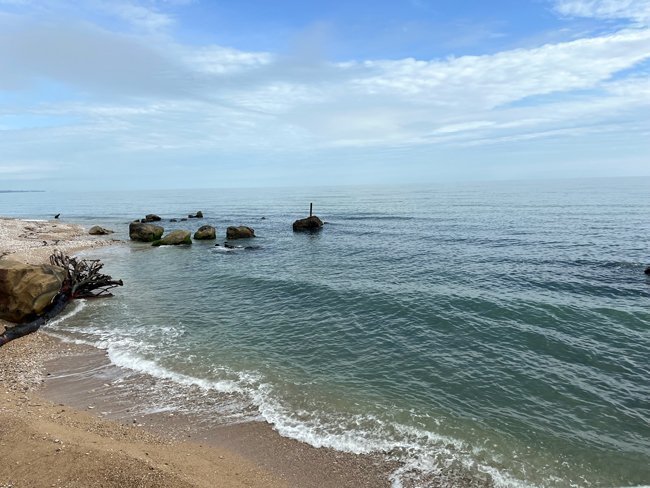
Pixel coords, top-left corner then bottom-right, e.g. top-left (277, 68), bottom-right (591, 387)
top-left (194, 225), bottom-right (216, 240)
top-left (152, 230), bottom-right (192, 246)
top-left (129, 222), bottom-right (164, 242)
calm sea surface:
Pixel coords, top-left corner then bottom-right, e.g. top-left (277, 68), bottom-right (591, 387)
top-left (3, 178), bottom-right (649, 487)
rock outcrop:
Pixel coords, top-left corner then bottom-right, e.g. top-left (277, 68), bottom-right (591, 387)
top-left (194, 225), bottom-right (216, 240)
top-left (0, 260), bottom-right (66, 323)
top-left (152, 230), bottom-right (192, 246)
top-left (292, 216), bottom-right (323, 232)
top-left (88, 226), bottom-right (114, 235)
top-left (226, 226), bottom-right (255, 240)
top-left (188, 211), bottom-right (204, 219)
top-left (129, 222), bottom-right (164, 242)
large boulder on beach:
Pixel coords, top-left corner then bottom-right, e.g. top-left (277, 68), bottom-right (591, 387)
top-left (129, 222), bottom-right (164, 242)
top-left (88, 226), bottom-right (114, 235)
top-left (226, 226), bottom-right (255, 240)
top-left (0, 260), bottom-right (66, 323)
top-left (293, 216), bottom-right (323, 232)
top-left (194, 225), bottom-right (216, 240)
top-left (152, 230), bottom-right (192, 246)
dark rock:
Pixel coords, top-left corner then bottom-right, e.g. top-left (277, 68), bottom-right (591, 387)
top-left (645, 267), bottom-right (650, 275)
top-left (226, 226), bottom-right (255, 239)
top-left (143, 214), bottom-right (161, 222)
top-left (180, 218), bottom-right (187, 221)
top-left (293, 215), bottom-right (323, 232)
top-left (152, 230), bottom-right (192, 247)
top-left (0, 260), bottom-right (66, 323)
top-left (170, 219), bottom-right (178, 222)
top-left (129, 222), bottom-right (164, 242)
top-left (194, 225), bottom-right (216, 240)
top-left (88, 226), bottom-right (114, 235)
top-left (188, 211), bottom-right (204, 219)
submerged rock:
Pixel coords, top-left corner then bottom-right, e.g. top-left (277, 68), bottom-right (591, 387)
top-left (129, 222), bottom-right (164, 242)
top-left (292, 215), bottom-right (323, 232)
top-left (88, 226), bottom-right (114, 235)
top-left (0, 260), bottom-right (66, 323)
top-left (194, 225), bottom-right (216, 240)
top-left (152, 230), bottom-right (192, 246)
top-left (645, 267), bottom-right (650, 275)
top-left (226, 226), bottom-right (255, 239)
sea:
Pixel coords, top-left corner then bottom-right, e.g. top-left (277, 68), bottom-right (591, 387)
top-left (2, 177), bottom-right (649, 488)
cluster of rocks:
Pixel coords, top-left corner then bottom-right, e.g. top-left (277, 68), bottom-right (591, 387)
top-left (170, 211), bottom-right (203, 223)
top-left (128, 211), bottom-right (257, 247)
top-left (125, 208), bottom-right (325, 248)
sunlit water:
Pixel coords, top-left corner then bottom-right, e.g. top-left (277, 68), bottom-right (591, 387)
top-left (3, 178), bottom-right (649, 487)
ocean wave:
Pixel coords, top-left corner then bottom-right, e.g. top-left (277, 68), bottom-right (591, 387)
top-left (98, 343), bottom-right (533, 487)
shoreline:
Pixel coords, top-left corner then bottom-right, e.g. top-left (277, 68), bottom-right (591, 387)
top-left (0, 217), bottom-right (395, 488)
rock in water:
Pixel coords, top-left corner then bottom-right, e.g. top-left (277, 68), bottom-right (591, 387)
top-left (0, 260), bottom-right (66, 323)
top-left (226, 226), bottom-right (255, 239)
top-left (292, 216), bottom-right (323, 232)
top-left (152, 230), bottom-right (192, 246)
top-left (143, 214), bottom-right (162, 222)
top-left (129, 222), bottom-right (164, 242)
top-left (194, 225), bottom-right (216, 240)
top-left (88, 226), bottom-right (114, 235)
top-left (645, 266), bottom-right (650, 275)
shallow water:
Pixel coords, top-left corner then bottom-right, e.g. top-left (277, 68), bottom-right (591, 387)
top-left (3, 178), bottom-right (650, 487)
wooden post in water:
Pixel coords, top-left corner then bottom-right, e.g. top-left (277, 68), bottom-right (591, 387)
top-left (310, 203), bottom-right (313, 217)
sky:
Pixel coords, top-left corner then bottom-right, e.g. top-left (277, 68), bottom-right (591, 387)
top-left (0, 0), bottom-right (649, 190)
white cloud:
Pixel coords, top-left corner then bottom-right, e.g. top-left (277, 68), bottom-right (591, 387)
top-left (351, 29), bottom-right (650, 109)
top-left (98, 1), bottom-right (173, 31)
top-left (554, 0), bottom-right (650, 23)
top-left (187, 46), bottom-right (272, 74)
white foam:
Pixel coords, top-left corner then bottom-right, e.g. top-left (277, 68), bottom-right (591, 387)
top-left (47, 299), bottom-right (88, 328)
top-left (106, 347), bottom-right (242, 394)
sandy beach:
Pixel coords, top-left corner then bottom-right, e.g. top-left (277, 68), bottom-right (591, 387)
top-left (0, 218), bottom-right (290, 487)
top-left (0, 218), bottom-right (392, 488)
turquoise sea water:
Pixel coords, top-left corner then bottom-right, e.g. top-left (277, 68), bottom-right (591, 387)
top-left (3, 178), bottom-right (649, 487)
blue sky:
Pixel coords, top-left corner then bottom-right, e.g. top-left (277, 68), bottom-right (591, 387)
top-left (0, 0), bottom-right (649, 190)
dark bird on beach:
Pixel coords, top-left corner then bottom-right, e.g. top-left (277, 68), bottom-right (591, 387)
top-left (54, 213), bottom-right (60, 219)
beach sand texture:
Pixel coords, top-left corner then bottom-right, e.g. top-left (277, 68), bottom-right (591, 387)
top-left (0, 218), bottom-right (288, 488)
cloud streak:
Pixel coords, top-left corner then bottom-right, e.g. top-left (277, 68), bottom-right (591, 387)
top-left (554, 0), bottom-right (650, 23)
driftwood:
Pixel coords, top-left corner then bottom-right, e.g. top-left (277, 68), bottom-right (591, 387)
top-left (49, 250), bottom-right (123, 299)
top-left (0, 251), bottom-right (122, 347)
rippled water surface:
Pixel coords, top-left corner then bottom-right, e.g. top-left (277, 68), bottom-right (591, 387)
top-left (3, 178), bottom-right (650, 487)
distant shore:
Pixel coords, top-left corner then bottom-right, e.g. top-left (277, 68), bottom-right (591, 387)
top-left (0, 217), bottom-right (392, 488)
